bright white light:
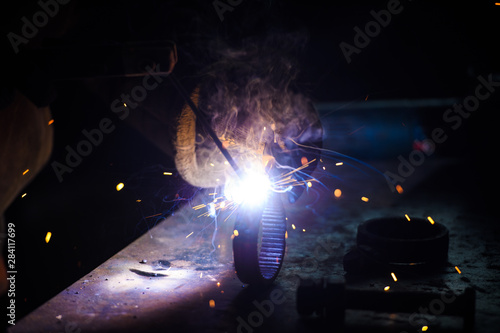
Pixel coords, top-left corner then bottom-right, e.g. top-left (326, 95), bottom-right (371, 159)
top-left (224, 172), bottom-right (271, 206)
top-left (208, 202), bottom-right (216, 217)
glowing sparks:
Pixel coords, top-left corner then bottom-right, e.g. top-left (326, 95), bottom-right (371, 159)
top-left (292, 224), bottom-right (296, 230)
top-left (336, 162), bottom-right (343, 166)
top-left (405, 214), bottom-right (411, 221)
top-left (301, 156), bottom-right (309, 165)
top-left (307, 181), bottom-right (312, 188)
top-left (322, 166), bottom-right (326, 170)
top-left (334, 189), bottom-right (342, 198)
top-left (302, 229), bottom-right (306, 232)
top-left (233, 230), bottom-right (239, 237)
top-left (361, 196), bottom-right (369, 202)
top-left (48, 119), bottom-right (54, 125)
top-left (45, 232), bottom-right (52, 243)
top-left (455, 266), bottom-right (462, 274)
top-left (427, 216), bottom-right (435, 225)
top-left (23, 169), bottom-right (29, 175)
top-left (384, 286), bottom-right (390, 291)
top-left (396, 184), bottom-right (404, 194)
top-left (422, 326), bottom-right (429, 332)
top-left (185, 232), bottom-right (194, 239)
top-left (209, 299), bottom-right (215, 308)
top-left (136, 199), bottom-right (141, 202)
top-left (163, 172), bottom-right (172, 175)
top-left (116, 183), bottom-right (124, 191)
top-left (277, 158), bottom-right (316, 182)
top-left (193, 204), bottom-right (206, 210)
top-left (210, 163), bottom-right (215, 167)
top-left (21, 193), bottom-right (27, 198)
top-left (217, 282), bottom-right (221, 287)
top-left (285, 231), bottom-right (288, 239)
top-left (391, 272), bottom-right (398, 282)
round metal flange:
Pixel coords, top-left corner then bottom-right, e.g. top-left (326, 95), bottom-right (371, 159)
top-left (356, 217), bottom-right (449, 267)
top-left (233, 192), bottom-right (287, 285)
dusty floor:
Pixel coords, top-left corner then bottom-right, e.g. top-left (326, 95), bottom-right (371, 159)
top-left (9, 155), bottom-right (500, 333)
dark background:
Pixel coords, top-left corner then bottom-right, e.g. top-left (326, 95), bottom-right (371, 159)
top-left (1, 0), bottom-right (499, 325)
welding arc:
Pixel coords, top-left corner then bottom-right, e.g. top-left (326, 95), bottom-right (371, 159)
top-left (233, 193), bottom-right (287, 285)
top-left (167, 74), bottom-right (243, 180)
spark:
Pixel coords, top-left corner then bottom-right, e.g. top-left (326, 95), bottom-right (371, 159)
top-left (277, 158), bottom-right (316, 180)
top-left (285, 231), bottom-right (288, 239)
top-left (163, 172), bottom-right (172, 175)
top-left (427, 216), bottom-right (435, 225)
top-left (223, 206), bottom-right (238, 222)
top-left (233, 230), bottom-right (239, 237)
top-left (23, 169), bottom-right (29, 175)
top-left (322, 166), bottom-right (326, 170)
top-left (185, 232), bottom-right (194, 239)
top-left (391, 272), bottom-right (398, 282)
top-left (48, 119), bottom-right (54, 125)
top-left (405, 214), bottom-right (411, 221)
top-left (396, 184), bottom-right (404, 194)
top-left (217, 282), bottom-right (221, 287)
top-left (210, 163), bottom-right (215, 167)
top-left (384, 286), bottom-right (390, 291)
top-left (302, 229), bottom-right (306, 232)
top-left (307, 181), bottom-right (312, 188)
top-left (422, 326), bottom-right (428, 332)
top-left (21, 193), bottom-right (27, 198)
top-left (209, 299), bottom-right (215, 308)
top-left (361, 196), bottom-right (369, 202)
top-left (193, 204), bottom-right (206, 211)
top-left (336, 162), bottom-right (343, 166)
top-left (334, 189), bottom-right (342, 198)
top-left (348, 125), bottom-right (366, 136)
top-left (200, 272), bottom-right (203, 278)
top-left (455, 266), bottom-right (462, 274)
top-left (292, 224), bottom-right (296, 230)
top-left (45, 232), bottom-right (52, 243)
top-left (136, 199), bottom-right (141, 202)
top-left (116, 183), bottom-right (124, 191)
top-left (144, 213), bottom-right (162, 219)
top-left (301, 156), bottom-right (309, 165)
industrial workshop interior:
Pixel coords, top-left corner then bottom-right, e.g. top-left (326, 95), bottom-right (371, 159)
top-left (1, 0), bottom-right (499, 332)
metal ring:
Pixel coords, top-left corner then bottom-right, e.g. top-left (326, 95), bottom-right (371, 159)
top-left (233, 192), bottom-right (287, 285)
